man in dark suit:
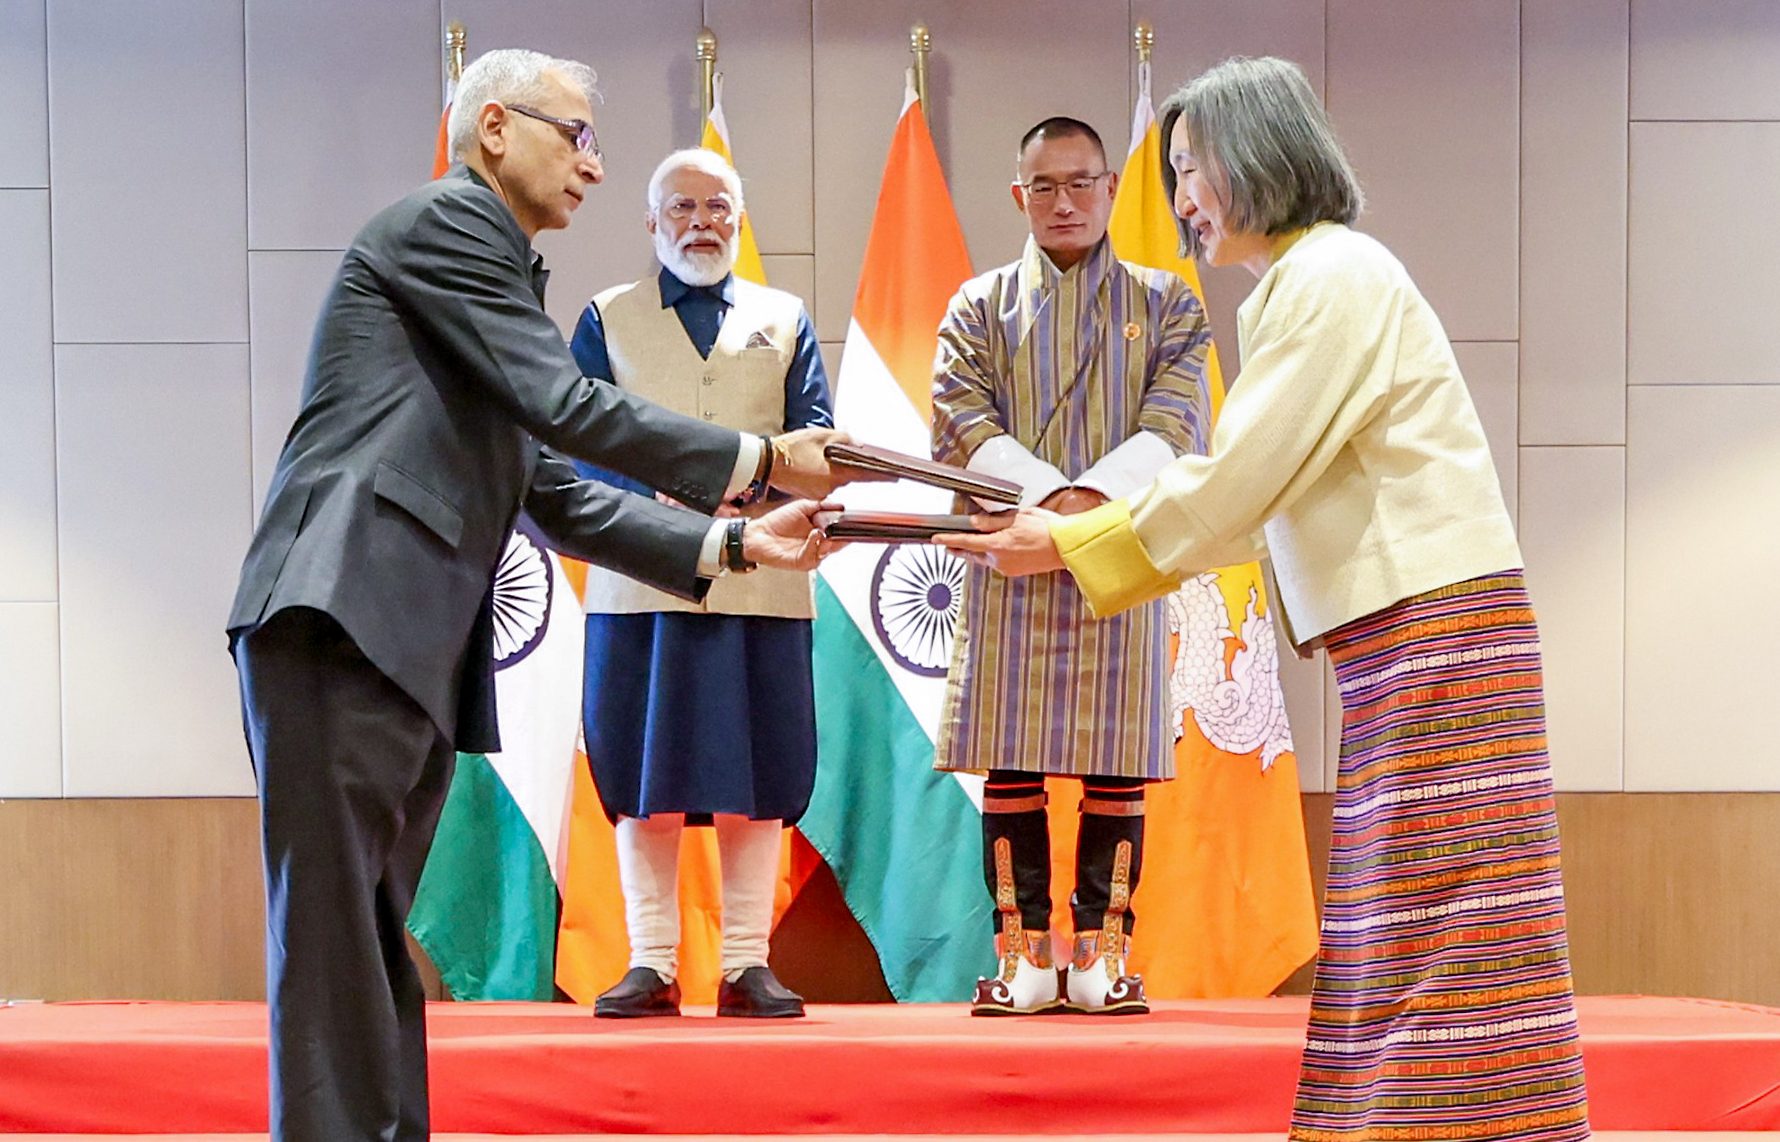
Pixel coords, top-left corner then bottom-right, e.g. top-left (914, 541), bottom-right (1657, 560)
top-left (228, 48), bottom-right (861, 1142)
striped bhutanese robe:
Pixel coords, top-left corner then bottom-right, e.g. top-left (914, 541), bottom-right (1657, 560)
top-left (931, 236), bottom-right (1211, 778)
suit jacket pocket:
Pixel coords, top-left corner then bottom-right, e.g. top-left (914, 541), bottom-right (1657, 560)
top-left (373, 460), bottom-right (465, 550)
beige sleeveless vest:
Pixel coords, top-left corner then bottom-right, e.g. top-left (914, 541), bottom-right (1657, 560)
top-left (581, 273), bottom-right (815, 619)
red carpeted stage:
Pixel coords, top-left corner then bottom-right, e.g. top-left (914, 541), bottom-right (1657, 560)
top-left (1, 996), bottom-right (1777, 1135)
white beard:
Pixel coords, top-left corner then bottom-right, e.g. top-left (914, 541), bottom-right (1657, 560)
top-left (655, 227), bottom-right (737, 288)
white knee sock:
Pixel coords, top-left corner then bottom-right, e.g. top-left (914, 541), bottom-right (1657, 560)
top-left (615, 814), bottom-right (683, 981)
top-left (715, 814), bottom-right (782, 981)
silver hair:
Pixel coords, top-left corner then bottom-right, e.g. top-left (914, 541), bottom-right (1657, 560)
top-left (447, 48), bottom-right (599, 162)
top-left (1158, 56), bottom-right (1363, 259)
top-left (645, 147), bottom-right (745, 214)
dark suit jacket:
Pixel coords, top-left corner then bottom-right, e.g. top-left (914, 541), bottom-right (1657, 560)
top-left (229, 165), bottom-right (739, 753)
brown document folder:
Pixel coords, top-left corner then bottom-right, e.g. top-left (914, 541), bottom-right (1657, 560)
top-left (823, 443), bottom-right (1022, 505)
top-left (815, 511), bottom-right (1011, 543)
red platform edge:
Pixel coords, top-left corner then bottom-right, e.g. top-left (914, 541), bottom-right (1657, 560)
top-left (1, 996), bottom-right (1776, 1134)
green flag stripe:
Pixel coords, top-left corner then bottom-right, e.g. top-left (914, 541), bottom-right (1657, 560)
top-left (803, 578), bottom-right (993, 1002)
top-left (407, 753), bottom-right (559, 1001)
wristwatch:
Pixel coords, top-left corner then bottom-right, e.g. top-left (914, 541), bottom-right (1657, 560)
top-left (722, 517), bottom-right (757, 573)
top-left (735, 433), bottom-right (776, 506)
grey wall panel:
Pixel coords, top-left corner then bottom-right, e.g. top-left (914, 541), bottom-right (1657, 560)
top-left (47, 0), bottom-right (247, 344)
top-left (757, 254), bottom-right (817, 331)
top-left (1629, 123), bottom-right (1780, 386)
top-left (813, 2), bottom-right (1129, 344)
top-left (55, 344), bottom-right (254, 797)
top-left (1452, 342), bottom-right (1519, 525)
top-left (705, 0), bottom-right (814, 255)
top-left (1521, 0), bottom-right (1628, 446)
top-left (1626, 386), bottom-right (1780, 791)
top-left (1276, 643), bottom-right (1325, 794)
top-left (248, 251), bottom-right (343, 514)
top-left (1326, 0), bottom-right (1519, 343)
top-left (0, 191), bottom-right (56, 601)
top-left (0, 603), bottom-right (61, 797)
top-left (1519, 446), bottom-right (1625, 791)
top-left (1631, 0), bottom-right (1780, 121)
top-left (245, 0), bottom-right (438, 251)
top-left (1136, 0), bottom-right (1325, 367)
top-left (0, 0), bottom-right (48, 188)
top-left (448, 0), bottom-right (704, 335)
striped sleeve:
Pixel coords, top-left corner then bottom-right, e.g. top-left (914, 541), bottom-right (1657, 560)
top-left (930, 285), bottom-right (1007, 467)
top-left (1136, 273), bottom-right (1213, 458)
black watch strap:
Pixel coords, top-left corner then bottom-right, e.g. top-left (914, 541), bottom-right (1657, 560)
top-left (722, 517), bottom-right (756, 573)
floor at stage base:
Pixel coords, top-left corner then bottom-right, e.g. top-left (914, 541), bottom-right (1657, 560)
top-left (2, 997), bottom-right (1777, 1135)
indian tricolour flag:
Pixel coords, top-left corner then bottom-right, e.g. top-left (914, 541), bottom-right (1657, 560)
top-left (1104, 58), bottom-right (1318, 996)
top-left (797, 73), bottom-right (991, 1001)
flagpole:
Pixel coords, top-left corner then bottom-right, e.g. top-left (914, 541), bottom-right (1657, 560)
top-left (909, 23), bottom-right (931, 118)
top-left (697, 27), bottom-right (718, 122)
top-left (445, 20), bottom-right (466, 88)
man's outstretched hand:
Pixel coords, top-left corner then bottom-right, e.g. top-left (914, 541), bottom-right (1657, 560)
top-left (767, 428), bottom-right (896, 499)
top-left (740, 499), bottom-right (846, 571)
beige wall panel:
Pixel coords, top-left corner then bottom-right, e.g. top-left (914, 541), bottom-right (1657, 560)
top-left (1452, 342), bottom-right (1519, 524)
top-left (1520, 0), bottom-right (1628, 446)
top-left (47, 0), bottom-right (247, 344)
top-left (1630, 0), bottom-right (1780, 121)
top-left (448, 0), bottom-right (704, 336)
top-left (0, 798), bottom-right (263, 1000)
top-left (1518, 446), bottom-right (1625, 791)
top-left (1275, 643), bottom-right (1326, 794)
top-left (705, 0), bottom-right (815, 255)
top-left (819, 341), bottom-right (843, 397)
top-left (0, 603), bottom-right (61, 798)
top-left (4, 792), bottom-right (1778, 1005)
top-left (758, 254), bottom-right (818, 333)
top-left (1136, 0), bottom-right (1325, 363)
top-left (1556, 793), bottom-right (1780, 1005)
top-left (812, 2), bottom-right (1129, 343)
top-left (55, 345), bottom-right (255, 798)
top-left (1626, 386), bottom-right (1780, 791)
top-left (1325, 1), bottom-right (1518, 343)
top-left (0, 191), bottom-right (56, 601)
top-left (245, 0), bottom-right (438, 251)
top-left (248, 251), bottom-right (345, 513)
top-left (0, 0), bottom-right (48, 188)
top-left (1629, 123), bottom-right (1780, 386)
top-left (1322, 658), bottom-right (1343, 793)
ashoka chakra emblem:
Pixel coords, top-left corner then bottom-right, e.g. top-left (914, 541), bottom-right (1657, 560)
top-left (491, 524), bottom-right (553, 669)
top-left (869, 544), bottom-right (964, 678)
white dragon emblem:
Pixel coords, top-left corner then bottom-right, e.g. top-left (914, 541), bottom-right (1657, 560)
top-left (1166, 574), bottom-right (1294, 770)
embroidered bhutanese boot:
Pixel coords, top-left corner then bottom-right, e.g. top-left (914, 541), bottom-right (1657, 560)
top-left (971, 782), bottom-right (1059, 1015)
top-left (1066, 796), bottom-right (1148, 1014)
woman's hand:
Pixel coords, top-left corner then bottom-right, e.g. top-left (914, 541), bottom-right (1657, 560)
top-left (933, 508), bottom-right (1063, 577)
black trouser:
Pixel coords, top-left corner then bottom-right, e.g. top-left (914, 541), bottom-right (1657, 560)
top-left (981, 771), bottom-right (1147, 938)
top-left (235, 607), bottom-right (455, 1142)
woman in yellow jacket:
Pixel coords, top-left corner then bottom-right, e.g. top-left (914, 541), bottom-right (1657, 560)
top-left (941, 56), bottom-right (1589, 1142)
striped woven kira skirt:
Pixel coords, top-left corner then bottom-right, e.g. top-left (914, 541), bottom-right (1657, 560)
top-left (1290, 572), bottom-right (1591, 1142)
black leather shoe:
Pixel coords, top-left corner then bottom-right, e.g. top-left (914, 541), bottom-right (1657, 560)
top-left (594, 967), bottom-right (682, 1018)
top-left (716, 966), bottom-right (805, 1018)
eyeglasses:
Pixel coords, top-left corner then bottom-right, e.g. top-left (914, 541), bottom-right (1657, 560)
top-left (1019, 171), bottom-right (1111, 204)
top-left (661, 195), bottom-right (736, 224)
top-left (508, 104), bottom-right (601, 158)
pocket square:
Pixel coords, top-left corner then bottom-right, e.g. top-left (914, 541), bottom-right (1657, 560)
top-left (743, 330), bottom-right (775, 350)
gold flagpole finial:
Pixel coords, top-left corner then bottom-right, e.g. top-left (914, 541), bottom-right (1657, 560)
top-left (445, 20), bottom-right (467, 85)
top-left (910, 23), bottom-right (932, 118)
top-left (1134, 21), bottom-right (1153, 65)
top-left (697, 27), bottom-right (718, 121)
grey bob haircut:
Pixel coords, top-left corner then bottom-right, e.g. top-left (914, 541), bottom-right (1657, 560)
top-left (1158, 56), bottom-right (1363, 260)
top-left (448, 48), bottom-right (599, 162)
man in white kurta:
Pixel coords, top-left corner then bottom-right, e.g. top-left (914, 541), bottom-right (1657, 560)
top-left (931, 118), bottom-right (1212, 1014)
top-left (571, 150), bottom-right (833, 1019)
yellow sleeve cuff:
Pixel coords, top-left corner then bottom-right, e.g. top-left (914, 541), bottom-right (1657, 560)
top-left (1051, 499), bottom-right (1180, 619)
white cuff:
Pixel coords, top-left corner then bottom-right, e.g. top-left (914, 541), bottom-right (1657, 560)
top-left (966, 434), bottom-right (1070, 510)
top-left (724, 433), bottom-right (763, 501)
top-left (697, 519), bottom-right (728, 578)
top-left (1075, 431), bottom-right (1178, 501)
